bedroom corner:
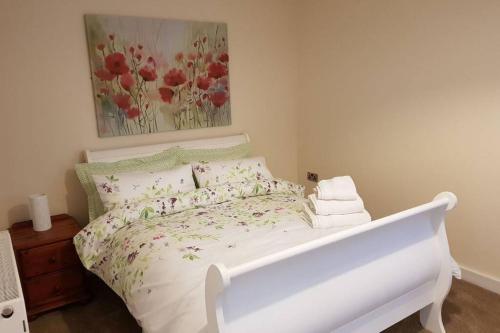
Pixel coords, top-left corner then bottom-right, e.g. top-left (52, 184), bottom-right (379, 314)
top-left (1, 0), bottom-right (499, 333)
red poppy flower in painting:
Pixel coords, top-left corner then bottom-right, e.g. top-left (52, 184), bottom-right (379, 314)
top-left (126, 107), bottom-right (141, 119)
top-left (208, 62), bottom-right (228, 79)
top-left (209, 91), bottom-right (228, 107)
top-left (159, 87), bottom-right (174, 103)
top-left (105, 52), bottom-right (129, 75)
top-left (163, 68), bottom-right (186, 87)
top-left (196, 99), bottom-right (202, 107)
top-left (218, 53), bottom-right (229, 63)
top-left (188, 53), bottom-right (196, 61)
top-left (196, 76), bottom-right (213, 91)
top-left (112, 94), bottom-right (131, 109)
top-left (120, 72), bottom-right (135, 91)
top-left (139, 66), bottom-right (157, 82)
top-left (96, 43), bottom-right (105, 51)
top-left (175, 52), bottom-right (184, 62)
top-left (147, 56), bottom-right (156, 66)
top-left (217, 77), bottom-right (229, 91)
top-left (95, 69), bottom-right (116, 81)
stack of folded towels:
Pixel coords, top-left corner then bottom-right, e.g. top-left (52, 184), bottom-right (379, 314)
top-left (303, 176), bottom-right (372, 228)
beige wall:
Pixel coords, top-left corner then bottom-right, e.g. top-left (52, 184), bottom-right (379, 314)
top-left (0, 0), bottom-right (299, 229)
top-left (298, 0), bottom-right (500, 279)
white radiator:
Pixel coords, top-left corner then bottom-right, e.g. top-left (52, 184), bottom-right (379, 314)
top-left (0, 231), bottom-right (29, 333)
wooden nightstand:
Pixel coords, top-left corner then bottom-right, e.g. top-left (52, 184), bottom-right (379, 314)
top-left (9, 214), bottom-right (90, 320)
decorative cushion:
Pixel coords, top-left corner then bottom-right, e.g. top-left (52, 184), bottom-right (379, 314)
top-left (192, 157), bottom-right (273, 187)
top-left (92, 164), bottom-right (195, 212)
top-left (75, 147), bottom-right (180, 221)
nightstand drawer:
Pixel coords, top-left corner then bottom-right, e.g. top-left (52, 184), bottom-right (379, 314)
top-left (19, 240), bottom-right (79, 278)
top-left (24, 269), bottom-right (85, 307)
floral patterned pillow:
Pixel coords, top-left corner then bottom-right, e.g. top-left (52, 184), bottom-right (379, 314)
top-left (92, 164), bottom-right (195, 212)
top-left (75, 147), bottom-right (180, 221)
top-left (192, 157), bottom-right (273, 187)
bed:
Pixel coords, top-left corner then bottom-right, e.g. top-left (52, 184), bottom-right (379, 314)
top-left (74, 133), bottom-right (457, 333)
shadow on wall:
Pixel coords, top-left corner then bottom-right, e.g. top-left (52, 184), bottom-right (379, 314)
top-left (65, 152), bottom-right (89, 227)
top-left (7, 205), bottom-right (29, 227)
top-left (6, 152), bottom-right (89, 228)
top-left (7, 172), bottom-right (88, 228)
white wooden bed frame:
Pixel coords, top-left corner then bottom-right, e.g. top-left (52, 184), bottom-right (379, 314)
top-left (86, 133), bottom-right (457, 333)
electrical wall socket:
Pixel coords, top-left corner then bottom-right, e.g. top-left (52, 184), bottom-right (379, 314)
top-left (307, 172), bottom-right (318, 182)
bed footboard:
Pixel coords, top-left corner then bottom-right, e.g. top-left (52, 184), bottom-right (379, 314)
top-left (205, 192), bottom-right (457, 333)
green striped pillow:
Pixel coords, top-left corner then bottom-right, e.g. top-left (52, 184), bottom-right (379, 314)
top-left (178, 142), bottom-right (251, 164)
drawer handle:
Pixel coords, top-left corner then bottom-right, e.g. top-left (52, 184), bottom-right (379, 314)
top-left (48, 256), bottom-right (57, 264)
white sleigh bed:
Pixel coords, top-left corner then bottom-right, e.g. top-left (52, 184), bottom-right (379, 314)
top-left (82, 133), bottom-right (457, 333)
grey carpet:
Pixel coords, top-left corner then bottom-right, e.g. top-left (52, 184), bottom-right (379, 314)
top-left (29, 278), bottom-right (500, 333)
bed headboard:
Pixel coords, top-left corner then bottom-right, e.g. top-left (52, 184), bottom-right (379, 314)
top-left (85, 133), bottom-right (250, 163)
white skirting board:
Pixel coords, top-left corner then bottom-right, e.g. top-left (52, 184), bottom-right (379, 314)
top-left (460, 265), bottom-right (500, 295)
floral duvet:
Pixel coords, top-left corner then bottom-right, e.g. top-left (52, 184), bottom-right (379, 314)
top-left (74, 179), bottom-right (344, 333)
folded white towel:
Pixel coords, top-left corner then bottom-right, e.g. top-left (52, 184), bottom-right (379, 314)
top-left (303, 202), bottom-right (371, 229)
top-left (315, 176), bottom-right (358, 200)
top-left (308, 194), bottom-right (364, 215)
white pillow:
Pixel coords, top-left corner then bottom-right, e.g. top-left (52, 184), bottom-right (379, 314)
top-left (92, 164), bottom-right (195, 211)
top-left (192, 157), bottom-right (273, 187)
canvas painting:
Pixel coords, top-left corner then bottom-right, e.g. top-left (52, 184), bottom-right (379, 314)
top-left (85, 15), bottom-right (231, 137)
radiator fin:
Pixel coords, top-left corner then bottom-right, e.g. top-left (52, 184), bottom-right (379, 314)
top-left (0, 231), bottom-right (19, 302)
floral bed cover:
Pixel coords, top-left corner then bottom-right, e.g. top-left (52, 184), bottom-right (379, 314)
top-left (74, 179), bottom-right (343, 333)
